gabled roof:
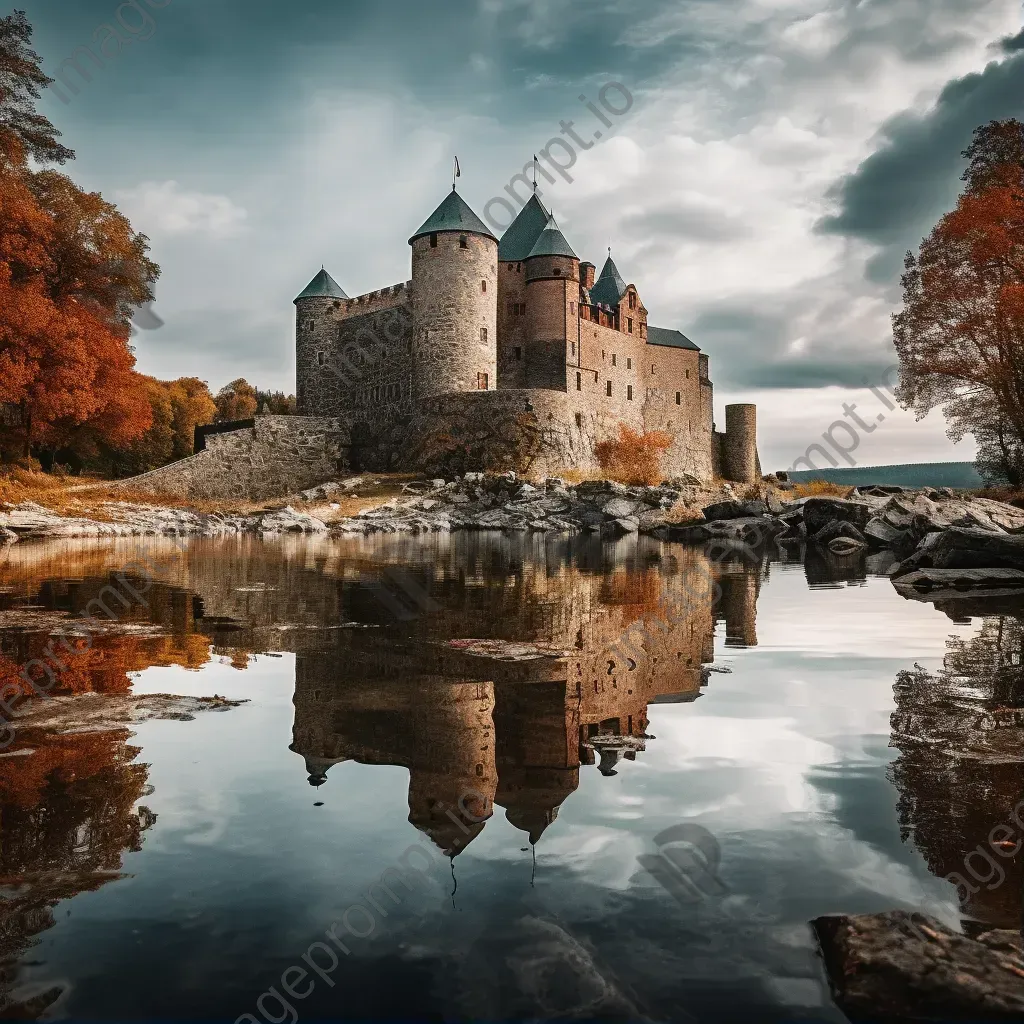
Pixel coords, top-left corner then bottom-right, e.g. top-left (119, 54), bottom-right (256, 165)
top-left (647, 325), bottom-right (700, 351)
top-left (294, 268), bottom-right (348, 303)
top-left (526, 213), bottom-right (578, 260)
top-left (498, 193), bottom-right (549, 261)
top-left (589, 255), bottom-right (627, 307)
top-left (409, 189), bottom-right (498, 245)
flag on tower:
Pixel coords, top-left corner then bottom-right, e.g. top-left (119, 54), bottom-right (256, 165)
top-left (453, 156), bottom-right (461, 189)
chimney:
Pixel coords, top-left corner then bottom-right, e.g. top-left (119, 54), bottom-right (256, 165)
top-left (580, 262), bottom-right (596, 290)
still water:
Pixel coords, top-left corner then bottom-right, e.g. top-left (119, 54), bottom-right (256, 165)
top-left (0, 533), bottom-right (1021, 1022)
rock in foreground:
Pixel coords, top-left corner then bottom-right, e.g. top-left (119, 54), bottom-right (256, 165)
top-left (813, 911), bottom-right (1024, 1022)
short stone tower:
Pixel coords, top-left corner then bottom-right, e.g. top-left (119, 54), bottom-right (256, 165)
top-left (723, 403), bottom-right (758, 484)
top-left (294, 267), bottom-right (348, 414)
top-left (409, 189), bottom-right (498, 399)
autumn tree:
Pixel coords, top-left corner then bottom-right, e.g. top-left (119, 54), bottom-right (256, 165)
top-left (215, 378), bottom-right (259, 422)
top-left (256, 388), bottom-right (297, 415)
top-left (893, 119), bottom-right (1024, 485)
top-left (0, 10), bottom-right (74, 166)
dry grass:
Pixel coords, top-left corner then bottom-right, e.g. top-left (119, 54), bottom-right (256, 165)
top-left (791, 479), bottom-right (853, 498)
top-left (973, 485), bottom-right (1024, 506)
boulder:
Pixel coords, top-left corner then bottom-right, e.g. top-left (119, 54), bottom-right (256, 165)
top-left (258, 507), bottom-right (328, 534)
top-left (601, 497), bottom-right (641, 519)
top-left (702, 498), bottom-right (769, 520)
top-left (865, 516), bottom-right (915, 549)
top-left (802, 497), bottom-right (876, 535)
top-left (893, 527), bottom-right (1024, 578)
top-left (813, 519), bottom-right (867, 546)
top-left (828, 536), bottom-right (867, 557)
top-left (602, 516), bottom-right (639, 536)
top-left (814, 911), bottom-right (1024, 1022)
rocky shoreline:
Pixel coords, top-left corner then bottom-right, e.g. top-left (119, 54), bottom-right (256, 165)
top-left (6, 475), bottom-right (1024, 600)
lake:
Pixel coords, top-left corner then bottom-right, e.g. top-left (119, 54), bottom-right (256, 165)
top-left (0, 532), bottom-right (1020, 1022)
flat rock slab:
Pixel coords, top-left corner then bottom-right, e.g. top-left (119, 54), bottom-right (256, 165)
top-left (893, 567), bottom-right (1024, 600)
top-left (814, 910), bottom-right (1024, 1021)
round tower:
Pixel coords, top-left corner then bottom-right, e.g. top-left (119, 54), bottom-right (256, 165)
top-left (524, 214), bottom-right (579, 386)
top-left (294, 267), bottom-right (348, 415)
top-left (724, 403), bottom-right (758, 484)
top-left (409, 189), bottom-right (498, 399)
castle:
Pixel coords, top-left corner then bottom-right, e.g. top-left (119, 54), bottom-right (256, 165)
top-left (293, 186), bottom-right (758, 482)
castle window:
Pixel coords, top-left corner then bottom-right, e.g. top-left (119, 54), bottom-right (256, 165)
top-left (570, 301), bottom-right (575, 314)
top-left (651, 364), bottom-right (656, 375)
top-left (606, 381), bottom-right (612, 396)
top-left (306, 320), bottom-right (314, 331)
top-left (571, 341), bottom-right (576, 356)
top-left (460, 235), bottom-right (468, 249)
top-left (480, 327), bottom-right (488, 344)
top-left (627, 357), bottom-right (631, 369)
top-left (675, 392), bottom-right (681, 405)
top-left (554, 267), bottom-right (561, 276)
top-left (317, 352), bottom-right (325, 366)
top-left (686, 369), bottom-right (690, 379)
top-left (515, 346), bottom-right (522, 361)
top-left (477, 372), bottom-right (488, 390)
top-left (576, 372), bottom-right (581, 390)
top-left (612, 354), bottom-right (617, 366)
top-left (430, 233), bottom-right (438, 248)
top-left (628, 318), bottom-right (633, 334)
top-left (481, 279), bottom-right (487, 293)
top-left (575, 412), bottom-right (582, 427)
top-left (516, 262), bottom-right (521, 272)
top-left (627, 385), bottom-right (633, 401)
top-left (629, 292), bottom-right (637, 310)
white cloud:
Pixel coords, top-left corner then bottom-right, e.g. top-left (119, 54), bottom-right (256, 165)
top-left (115, 180), bottom-right (249, 238)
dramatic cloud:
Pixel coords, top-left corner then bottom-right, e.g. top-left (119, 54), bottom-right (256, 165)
top-left (115, 181), bottom-right (248, 238)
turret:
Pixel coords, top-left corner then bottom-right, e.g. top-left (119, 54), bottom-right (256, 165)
top-left (524, 213), bottom-right (578, 389)
top-left (294, 267), bottom-right (348, 414)
top-left (409, 189), bottom-right (498, 399)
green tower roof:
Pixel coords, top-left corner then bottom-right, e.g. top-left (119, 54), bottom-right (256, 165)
top-left (589, 255), bottom-right (627, 307)
top-left (408, 189), bottom-right (498, 245)
top-left (294, 268), bottom-right (348, 303)
top-left (498, 193), bottom-right (549, 261)
top-left (647, 325), bottom-right (700, 351)
top-left (526, 213), bottom-right (578, 260)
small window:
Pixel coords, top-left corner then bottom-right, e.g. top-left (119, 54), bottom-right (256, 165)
top-left (571, 342), bottom-right (576, 356)
top-left (477, 372), bottom-right (488, 390)
top-left (516, 262), bottom-right (521, 272)
top-left (686, 369), bottom-right (690, 379)
top-left (480, 327), bottom-right (488, 343)
top-left (481, 280), bottom-right (487, 293)
top-left (576, 372), bottom-right (582, 390)
top-left (675, 392), bottom-right (681, 405)
top-left (430, 233), bottom-right (438, 247)
top-left (651, 364), bottom-right (655, 375)
top-left (554, 267), bottom-right (561, 276)
top-left (629, 292), bottom-right (637, 310)
top-left (460, 235), bottom-right (468, 249)
top-left (628, 319), bottom-right (633, 334)
top-left (612, 354), bottom-right (617, 366)
top-left (606, 381), bottom-right (612, 396)
top-left (515, 346), bottom-right (522, 361)
top-left (570, 301), bottom-right (575, 314)
top-left (627, 357), bottom-right (631, 368)
top-left (627, 385), bottom-right (633, 401)
top-left (602, 349), bottom-right (605, 360)
top-left (575, 412), bottom-right (582, 427)
top-left (317, 352), bottom-right (325, 366)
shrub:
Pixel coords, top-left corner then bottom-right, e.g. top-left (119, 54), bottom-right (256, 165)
top-left (595, 424), bottom-right (673, 486)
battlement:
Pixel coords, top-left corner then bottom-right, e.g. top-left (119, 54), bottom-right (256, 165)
top-left (335, 281), bottom-right (412, 320)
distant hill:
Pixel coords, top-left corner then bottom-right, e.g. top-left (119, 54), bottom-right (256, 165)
top-left (785, 462), bottom-right (990, 489)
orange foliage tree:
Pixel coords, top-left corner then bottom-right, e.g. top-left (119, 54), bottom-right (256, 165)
top-left (0, 13), bottom-right (157, 464)
top-left (595, 424), bottom-right (673, 486)
top-left (215, 378), bottom-right (259, 422)
top-left (893, 119), bottom-right (1024, 485)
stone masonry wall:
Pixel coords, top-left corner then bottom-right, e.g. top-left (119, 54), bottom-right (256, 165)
top-left (109, 416), bottom-right (344, 501)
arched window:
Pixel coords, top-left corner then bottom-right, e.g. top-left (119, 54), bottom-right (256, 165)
top-left (459, 235), bottom-right (468, 249)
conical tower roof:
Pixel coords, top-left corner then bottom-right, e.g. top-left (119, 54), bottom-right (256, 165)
top-left (526, 213), bottom-right (578, 260)
top-left (409, 189), bottom-right (498, 244)
top-left (294, 268), bottom-right (348, 303)
top-left (498, 193), bottom-right (549, 261)
top-left (589, 254), bottom-right (627, 307)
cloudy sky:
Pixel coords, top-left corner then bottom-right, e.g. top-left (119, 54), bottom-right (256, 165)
top-left (22, 0), bottom-right (1024, 468)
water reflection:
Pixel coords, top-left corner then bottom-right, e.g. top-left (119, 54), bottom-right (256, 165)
top-left (889, 606), bottom-right (1024, 931)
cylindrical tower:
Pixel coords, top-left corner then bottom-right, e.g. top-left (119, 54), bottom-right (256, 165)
top-left (524, 214), bottom-right (579, 389)
top-left (294, 268), bottom-right (348, 415)
top-left (724, 403), bottom-right (758, 483)
top-left (409, 189), bottom-right (498, 399)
